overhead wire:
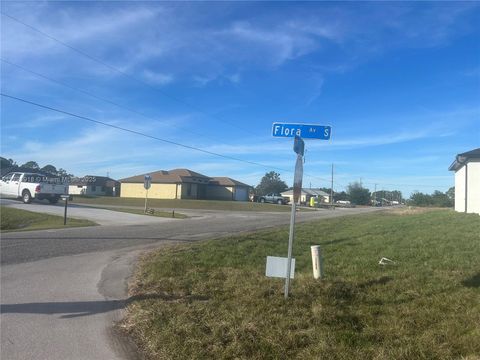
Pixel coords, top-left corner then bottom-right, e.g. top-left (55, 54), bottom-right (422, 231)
top-left (1, 59), bottom-right (332, 183)
top-left (0, 58), bottom-right (220, 142)
top-left (1, 11), bottom-right (336, 184)
top-left (1, 93), bottom-right (332, 184)
top-left (2, 92), bottom-right (446, 191)
top-left (3, 13), bottom-right (445, 191)
top-left (0, 11), bottom-right (256, 136)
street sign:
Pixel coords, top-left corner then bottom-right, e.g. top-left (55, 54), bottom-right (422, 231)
top-left (144, 175), bottom-right (152, 190)
top-left (272, 123), bottom-right (331, 140)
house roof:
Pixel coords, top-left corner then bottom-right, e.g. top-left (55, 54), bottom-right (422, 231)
top-left (448, 148), bottom-right (480, 171)
top-left (281, 188), bottom-right (330, 197)
top-left (120, 169), bottom-right (210, 184)
top-left (209, 177), bottom-right (250, 187)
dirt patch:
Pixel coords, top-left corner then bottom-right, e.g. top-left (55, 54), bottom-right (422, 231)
top-left (386, 207), bottom-right (447, 215)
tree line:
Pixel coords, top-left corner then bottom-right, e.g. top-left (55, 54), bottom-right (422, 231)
top-left (254, 171), bottom-right (454, 207)
top-left (0, 157), bottom-right (74, 178)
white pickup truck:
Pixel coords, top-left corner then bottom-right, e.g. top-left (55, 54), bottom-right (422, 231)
top-left (0, 172), bottom-right (68, 204)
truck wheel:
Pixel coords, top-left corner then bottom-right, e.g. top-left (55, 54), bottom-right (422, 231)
top-left (22, 190), bottom-right (32, 204)
top-left (277, 199), bottom-right (283, 205)
top-left (260, 198), bottom-right (266, 203)
top-left (48, 196), bottom-right (60, 204)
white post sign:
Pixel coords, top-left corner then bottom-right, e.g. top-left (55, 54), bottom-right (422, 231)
top-left (265, 256), bottom-right (295, 279)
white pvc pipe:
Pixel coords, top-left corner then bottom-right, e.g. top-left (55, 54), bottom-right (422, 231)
top-left (311, 245), bottom-right (323, 279)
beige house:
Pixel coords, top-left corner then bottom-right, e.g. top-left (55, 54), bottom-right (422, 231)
top-left (208, 177), bottom-right (250, 201)
top-left (120, 169), bottom-right (250, 201)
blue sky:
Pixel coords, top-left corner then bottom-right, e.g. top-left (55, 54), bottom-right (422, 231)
top-left (1, 1), bottom-right (479, 196)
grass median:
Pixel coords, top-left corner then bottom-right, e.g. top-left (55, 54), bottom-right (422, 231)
top-left (0, 206), bottom-right (97, 232)
top-left (122, 209), bottom-right (480, 359)
top-left (71, 196), bottom-right (301, 212)
top-left (97, 207), bottom-right (188, 219)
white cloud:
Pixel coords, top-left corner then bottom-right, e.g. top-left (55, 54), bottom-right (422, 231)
top-left (2, 2), bottom-right (478, 87)
top-left (192, 74), bottom-right (221, 87)
top-left (1, 7), bottom-right (159, 59)
top-left (305, 76), bottom-right (324, 106)
top-left (224, 21), bottom-right (319, 67)
top-left (17, 115), bottom-right (67, 129)
top-left (193, 72), bottom-right (242, 87)
top-left (142, 70), bottom-right (173, 86)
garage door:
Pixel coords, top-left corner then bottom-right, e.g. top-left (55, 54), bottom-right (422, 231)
top-left (234, 187), bottom-right (248, 201)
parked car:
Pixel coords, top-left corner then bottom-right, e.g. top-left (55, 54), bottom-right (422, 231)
top-left (258, 192), bottom-right (290, 205)
top-left (0, 172), bottom-right (68, 204)
top-left (335, 200), bottom-right (356, 208)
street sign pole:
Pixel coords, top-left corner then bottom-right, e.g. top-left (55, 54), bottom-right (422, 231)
top-left (285, 138), bottom-right (304, 299)
top-left (144, 188), bottom-right (149, 214)
top-left (61, 194), bottom-right (70, 225)
top-left (63, 197), bottom-right (68, 225)
top-left (271, 122), bottom-right (331, 299)
top-left (144, 174), bottom-right (152, 214)
top-left (284, 200), bottom-right (296, 299)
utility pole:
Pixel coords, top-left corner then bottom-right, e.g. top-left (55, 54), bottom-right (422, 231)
top-left (330, 163), bottom-right (334, 206)
top-left (374, 183), bottom-right (377, 205)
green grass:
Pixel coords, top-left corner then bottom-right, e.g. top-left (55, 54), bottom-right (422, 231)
top-left (122, 209), bottom-right (480, 360)
top-left (0, 206), bottom-right (97, 232)
top-left (101, 207), bottom-right (188, 219)
top-left (71, 196), bottom-right (303, 212)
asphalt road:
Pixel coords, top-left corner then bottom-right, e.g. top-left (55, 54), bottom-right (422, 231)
top-left (1, 202), bottom-right (383, 359)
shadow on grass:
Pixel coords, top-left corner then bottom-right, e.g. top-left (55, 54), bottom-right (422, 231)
top-left (321, 237), bottom-right (355, 246)
top-left (358, 276), bottom-right (393, 289)
top-left (462, 273), bottom-right (480, 288)
top-left (321, 232), bottom-right (377, 247)
top-left (0, 293), bottom-right (208, 319)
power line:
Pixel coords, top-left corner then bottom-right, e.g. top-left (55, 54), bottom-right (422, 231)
top-left (1, 12), bottom-right (334, 184)
top-left (1, 60), bottom-right (332, 184)
top-left (0, 11), bottom-right (256, 136)
top-left (2, 13), bottom-right (447, 192)
top-left (1, 93), bottom-right (332, 184)
top-left (0, 93), bottom-right (261, 165)
top-left (1, 58), bottom-right (219, 142)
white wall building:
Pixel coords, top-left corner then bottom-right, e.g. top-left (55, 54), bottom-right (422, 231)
top-left (68, 176), bottom-right (120, 197)
top-left (281, 188), bottom-right (330, 204)
top-left (448, 148), bottom-right (480, 215)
